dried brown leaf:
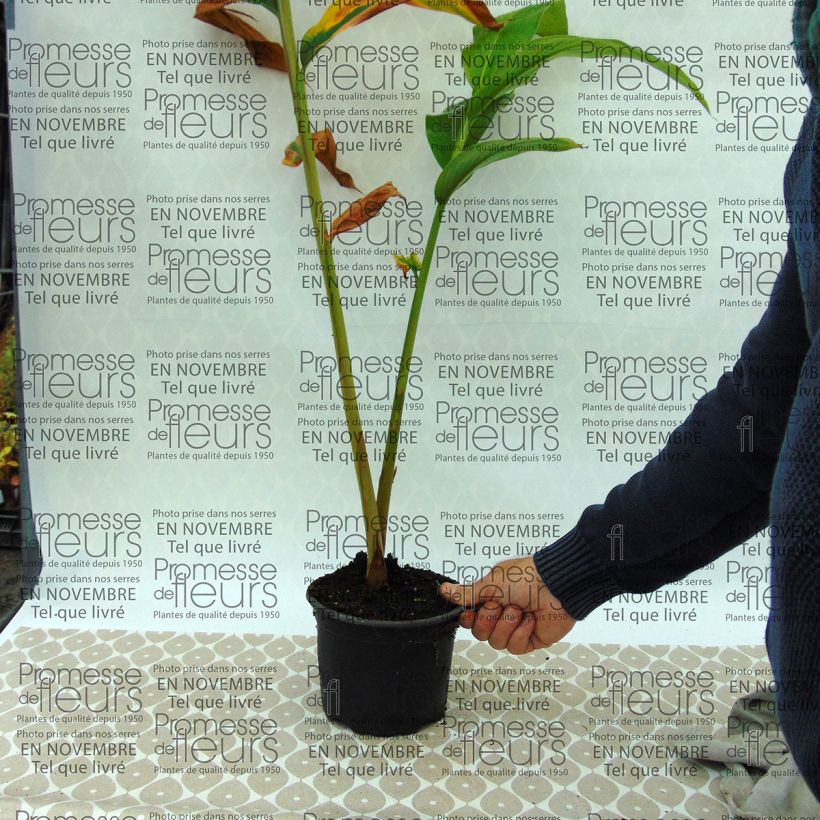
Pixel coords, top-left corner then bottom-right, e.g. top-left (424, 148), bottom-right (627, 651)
top-left (282, 129), bottom-right (360, 191)
top-left (327, 182), bottom-right (405, 242)
top-left (194, 1), bottom-right (286, 72)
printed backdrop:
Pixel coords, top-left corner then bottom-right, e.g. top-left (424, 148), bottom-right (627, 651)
top-left (1, 1), bottom-right (810, 818)
top-left (5, 0), bottom-right (793, 642)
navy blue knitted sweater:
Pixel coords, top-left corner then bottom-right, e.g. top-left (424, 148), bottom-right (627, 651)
top-left (533, 7), bottom-right (820, 797)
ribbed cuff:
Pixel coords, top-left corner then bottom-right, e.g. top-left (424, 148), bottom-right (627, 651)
top-left (532, 525), bottom-right (624, 620)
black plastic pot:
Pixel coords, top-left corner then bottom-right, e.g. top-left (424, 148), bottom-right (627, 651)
top-left (307, 593), bottom-right (462, 736)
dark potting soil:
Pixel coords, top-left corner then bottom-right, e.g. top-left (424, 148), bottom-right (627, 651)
top-left (307, 551), bottom-right (460, 620)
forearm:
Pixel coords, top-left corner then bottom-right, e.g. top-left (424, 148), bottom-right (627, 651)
top-left (536, 236), bottom-right (810, 619)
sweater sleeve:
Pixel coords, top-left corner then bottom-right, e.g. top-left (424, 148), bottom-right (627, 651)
top-left (533, 234), bottom-right (811, 620)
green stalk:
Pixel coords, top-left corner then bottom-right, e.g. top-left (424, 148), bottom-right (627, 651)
top-left (376, 201), bottom-right (446, 524)
top-left (278, 0), bottom-right (386, 586)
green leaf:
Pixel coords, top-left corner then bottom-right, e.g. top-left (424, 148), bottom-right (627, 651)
top-left (424, 105), bottom-right (456, 168)
top-left (474, 34), bottom-right (708, 111)
top-left (426, 13), bottom-right (707, 180)
top-left (463, 2), bottom-right (559, 91)
top-left (427, 3), bottom-right (571, 169)
top-left (461, 92), bottom-right (514, 150)
top-left (426, 106), bottom-right (458, 168)
top-left (425, 91), bottom-right (513, 168)
top-left (434, 136), bottom-right (582, 202)
top-left (535, 0), bottom-right (567, 36)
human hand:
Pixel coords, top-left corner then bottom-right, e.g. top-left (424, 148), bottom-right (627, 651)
top-left (438, 557), bottom-right (576, 654)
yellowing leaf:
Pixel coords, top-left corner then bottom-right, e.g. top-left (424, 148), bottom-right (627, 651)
top-left (194, 1), bottom-right (286, 72)
top-left (301, 0), bottom-right (501, 66)
top-left (282, 139), bottom-right (301, 166)
top-left (328, 182), bottom-right (405, 242)
top-left (394, 252), bottom-right (422, 279)
top-left (282, 129), bottom-right (360, 191)
top-left (408, 0), bottom-right (500, 28)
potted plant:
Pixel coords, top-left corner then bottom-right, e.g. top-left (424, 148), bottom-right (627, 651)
top-left (194, 0), bottom-right (706, 736)
top-left (0, 317), bottom-right (20, 547)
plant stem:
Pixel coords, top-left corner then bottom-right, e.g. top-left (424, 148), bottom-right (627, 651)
top-left (376, 201), bottom-right (446, 524)
top-left (278, 0), bottom-right (386, 586)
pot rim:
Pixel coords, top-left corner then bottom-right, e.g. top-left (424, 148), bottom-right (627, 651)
top-left (307, 591), bottom-right (463, 629)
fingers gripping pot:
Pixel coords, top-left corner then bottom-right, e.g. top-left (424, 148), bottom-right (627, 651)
top-left (307, 593), bottom-right (462, 736)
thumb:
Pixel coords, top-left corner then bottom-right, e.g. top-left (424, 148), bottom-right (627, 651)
top-left (438, 574), bottom-right (505, 609)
